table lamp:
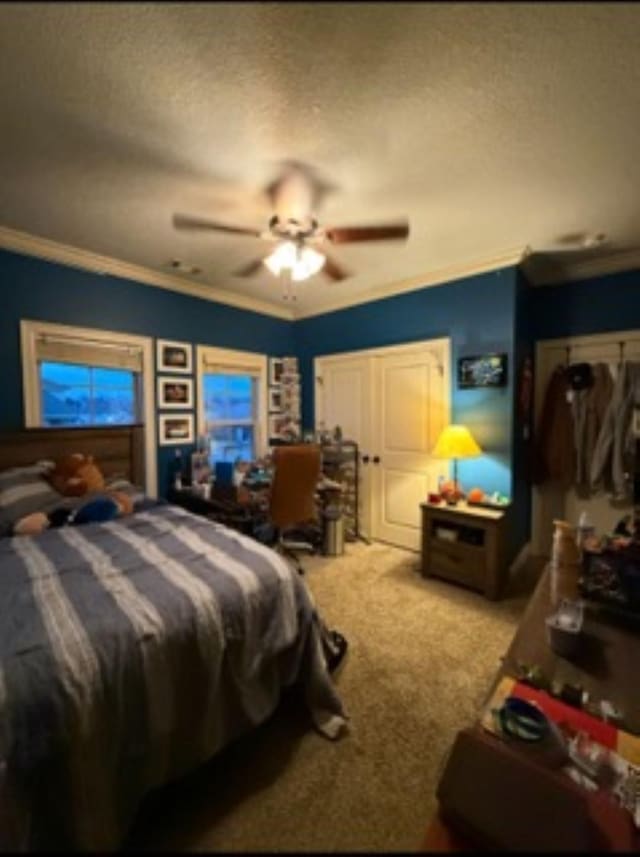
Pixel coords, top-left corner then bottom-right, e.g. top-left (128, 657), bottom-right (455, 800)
top-left (432, 424), bottom-right (482, 498)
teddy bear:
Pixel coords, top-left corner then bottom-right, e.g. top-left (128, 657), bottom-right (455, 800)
top-left (12, 455), bottom-right (135, 536)
top-left (46, 453), bottom-right (105, 496)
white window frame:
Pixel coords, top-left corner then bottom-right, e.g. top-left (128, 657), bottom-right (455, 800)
top-left (196, 344), bottom-right (268, 459)
top-left (20, 318), bottom-right (157, 497)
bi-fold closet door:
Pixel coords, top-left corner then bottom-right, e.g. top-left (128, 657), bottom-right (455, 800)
top-left (315, 339), bottom-right (451, 551)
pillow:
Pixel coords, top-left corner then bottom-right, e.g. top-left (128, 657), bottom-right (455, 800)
top-left (0, 465), bottom-right (64, 529)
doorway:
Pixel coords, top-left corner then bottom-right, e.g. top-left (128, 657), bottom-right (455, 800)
top-left (531, 329), bottom-right (640, 557)
top-left (315, 338), bottom-right (451, 551)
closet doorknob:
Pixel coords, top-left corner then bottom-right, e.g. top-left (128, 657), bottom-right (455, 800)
top-left (362, 454), bottom-right (370, 464)
top-left (373, 456), bottom-right (381, 464)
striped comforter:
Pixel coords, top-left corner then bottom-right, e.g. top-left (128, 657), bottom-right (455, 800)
top-left (0, 504), bottom-right (346, 851)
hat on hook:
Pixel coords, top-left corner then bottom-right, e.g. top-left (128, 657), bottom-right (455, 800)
top-left (567, 362), bottom-right (594, 391)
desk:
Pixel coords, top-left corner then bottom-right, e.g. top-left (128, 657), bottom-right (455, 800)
top-left (425, 563), bottom-right (640, 850)
top-left (495, 565), bottom-right (640, 734)
top-left (167, 485), bottom-right (267, 537)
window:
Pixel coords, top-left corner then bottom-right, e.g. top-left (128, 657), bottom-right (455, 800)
top-left (197, 346), bottom-right (267, 465)
top-left (40, 362), bottom-right (137, 427)
top-left (21, 319), bottom-right (158, 497)
top-left (28, 332), bottom-right (143, 429)
top-left (204, 373), bottom-right (256, 463)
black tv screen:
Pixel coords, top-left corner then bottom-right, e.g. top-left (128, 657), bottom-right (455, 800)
top-left (458, 353), bottom-right (507, 388)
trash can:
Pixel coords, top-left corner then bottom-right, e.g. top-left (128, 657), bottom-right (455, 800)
top-left (323, 513), bottom-right (345, 556)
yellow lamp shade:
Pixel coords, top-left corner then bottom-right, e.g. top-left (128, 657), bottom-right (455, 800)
top-left (432, 424), bottom-right (482, 459)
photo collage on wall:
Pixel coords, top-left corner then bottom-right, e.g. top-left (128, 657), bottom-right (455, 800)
top-left (156, 339), bottom-right (195, 446)
top-left (268, 356), bottom-right (301, 444)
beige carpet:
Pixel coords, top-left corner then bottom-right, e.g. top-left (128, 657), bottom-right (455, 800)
top-left (126, 541), bottom-right (537, 852)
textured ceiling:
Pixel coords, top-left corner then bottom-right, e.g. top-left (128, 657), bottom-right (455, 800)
top-left (1, 2), bottom-right (640, 317)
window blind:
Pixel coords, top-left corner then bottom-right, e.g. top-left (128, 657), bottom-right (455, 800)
top-left (201, 355), bottom-right (262, 377)
top-left (35, 334), bottom-right (143, 372)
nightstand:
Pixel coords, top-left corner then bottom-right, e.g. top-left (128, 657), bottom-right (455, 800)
top-left (420, 501), bottom-right (508, 600)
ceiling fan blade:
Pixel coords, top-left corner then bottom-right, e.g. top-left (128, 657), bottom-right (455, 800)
top-left (323, 253), bottom-right (351, 282)
top-left (233, 257), bottom-right (266, 277)
top-left (325, 220), bottom-right (409, 244)
top-left (173, 214), bottom-right (262, 238)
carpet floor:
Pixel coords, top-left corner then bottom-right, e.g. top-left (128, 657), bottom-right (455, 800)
top-left (126, 541), bottom-right (538, 852)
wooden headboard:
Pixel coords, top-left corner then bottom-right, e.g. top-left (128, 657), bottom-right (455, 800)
top-left (0, 425), bottom-right (145, 486)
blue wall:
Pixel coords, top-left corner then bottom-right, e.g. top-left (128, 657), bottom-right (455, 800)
top-left (0, 248), bottom-right (294, 495)
top-left (9, 244), bottom-right (633, 559)
top-left (529, 268), bottom-right (640, 340)
top-left (293, 267), bottom-right (519, 500)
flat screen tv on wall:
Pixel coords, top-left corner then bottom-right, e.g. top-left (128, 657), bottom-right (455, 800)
top-left (457, 353), bottom-right (508, 389)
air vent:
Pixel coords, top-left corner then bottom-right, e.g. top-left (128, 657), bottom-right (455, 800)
top-left (169, 259), bottom-right (202, 276)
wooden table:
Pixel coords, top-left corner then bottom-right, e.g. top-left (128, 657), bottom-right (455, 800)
top-left (423, 563), bottom-right (640, 850)
top-left (496, 563), bottom-right (640, 734)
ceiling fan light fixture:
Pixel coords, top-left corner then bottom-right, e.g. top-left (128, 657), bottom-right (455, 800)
top-left (293, 245), bottom-right (326, 281)
top-left (264, 241), bottom-right (326, 281)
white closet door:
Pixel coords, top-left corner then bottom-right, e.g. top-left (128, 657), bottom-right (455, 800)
top-left (315, 339), bottom-right (450, 551)
top-left (370, 344), bottom-right (449, 550)
top-left (315, 354), bottom-right (374, 538)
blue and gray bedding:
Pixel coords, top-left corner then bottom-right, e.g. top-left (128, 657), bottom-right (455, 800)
top-left (0, 503), bottom-right (346, 850)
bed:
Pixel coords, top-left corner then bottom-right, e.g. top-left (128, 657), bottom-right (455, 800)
top-left (0, 426), bottom-right (346, 851)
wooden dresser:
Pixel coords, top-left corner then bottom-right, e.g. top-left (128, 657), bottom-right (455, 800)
top-left (420, 501), bottom-right (508, 600)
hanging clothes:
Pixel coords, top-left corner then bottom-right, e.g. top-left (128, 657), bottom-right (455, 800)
top-left (532, 364), bottom-right (575, 487)
top-left (590, 361), bottom-right (636, 497)
top-left (612, 361), bottom-right (640, 500)
top-left (572, 363), bottom-right (613, 493)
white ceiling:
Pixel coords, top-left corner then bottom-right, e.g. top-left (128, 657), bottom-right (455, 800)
top-left (1, 2), bottom-right (640, 318)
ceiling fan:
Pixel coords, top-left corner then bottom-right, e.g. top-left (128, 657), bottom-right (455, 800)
top-left (172, 163), bottom-right (410, 291)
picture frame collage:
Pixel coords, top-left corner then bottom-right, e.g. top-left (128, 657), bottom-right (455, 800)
top-left (268, 356), bottom-right (301, 443)
top-left (156, 339), bottom-right (195, 445)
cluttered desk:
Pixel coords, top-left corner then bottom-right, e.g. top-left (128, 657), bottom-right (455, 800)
top-left (168, 444), bottom-right (349, 556)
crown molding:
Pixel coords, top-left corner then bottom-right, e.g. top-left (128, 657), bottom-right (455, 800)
top-left (0, 225), bottom-right (295, 321)
top-left (556, 247), bottom-right (640, 285)
top-left (291, 245), bottom-right (529, 319)
top-left (522, 245), bottom-right (640, 286)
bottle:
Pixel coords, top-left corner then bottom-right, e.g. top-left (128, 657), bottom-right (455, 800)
top-left (172, 449), bottom-right (183, 490)
top-left (550, 519), bottom-right (580, 606)
top-left (576, 511), bottom-right (594, 553)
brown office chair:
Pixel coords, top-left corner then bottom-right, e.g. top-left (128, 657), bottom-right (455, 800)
top-left (269, 443), bottom-right (321, 575)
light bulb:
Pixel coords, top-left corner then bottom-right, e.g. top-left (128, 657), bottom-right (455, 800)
top-left (264, 242), bottom-right (326, 282)
top-left (264, 241), bottom-right (297, 276)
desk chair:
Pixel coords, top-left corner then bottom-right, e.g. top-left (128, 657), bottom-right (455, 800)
top-left (269, 443), bottom-right (321, 575)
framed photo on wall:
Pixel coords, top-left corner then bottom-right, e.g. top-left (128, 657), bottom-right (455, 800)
top-left (268, 387), bottom-right (283, 413)
top-left (457, 353), bottom-right (508, 389)
top-left (159, 413), bottom-right (194, 445)
top-left (269, 357), bottom-right (284, 385)
top-left (157, 376), bottom-right (194, 409)
top-left (157, 339), bottom-right (193, 374)
top-left (268, 414), bottom-right (287, 442)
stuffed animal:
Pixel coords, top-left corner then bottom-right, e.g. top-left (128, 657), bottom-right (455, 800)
top-left (47, 453), bottom-right (105, 497)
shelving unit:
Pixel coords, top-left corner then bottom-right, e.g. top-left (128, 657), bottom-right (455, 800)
top-left (320, 439), bottom-right (362, 543)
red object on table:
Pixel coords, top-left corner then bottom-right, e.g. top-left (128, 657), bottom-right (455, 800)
top-left (427, 493), bottom-right (442, 504)
top-left (509, 681), bottom-right (618, 748)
